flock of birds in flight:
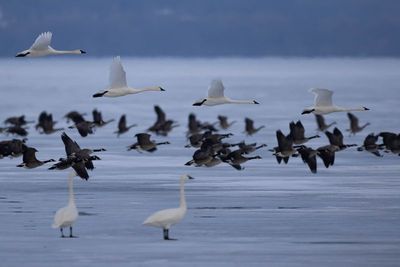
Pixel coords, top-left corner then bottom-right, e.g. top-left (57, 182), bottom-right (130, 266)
top-left (3, 31), bottom-right (399, 240)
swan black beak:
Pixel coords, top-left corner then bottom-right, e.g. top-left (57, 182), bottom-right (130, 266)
top-left (80, 50), bottom-right (87, 54)
top-left (160, 87), bottom-right (165, 91)
top-left (253, 100), bottom-right (259, 104)
top-left (187, 175), bottom-right (194, 180)
top-left (363, 107), bottom-right (370, 110)
top-left (301, 109), bottom-right (315, 115)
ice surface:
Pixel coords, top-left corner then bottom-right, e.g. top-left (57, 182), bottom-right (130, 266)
top-left (0, 58), bottom-right (399, 266)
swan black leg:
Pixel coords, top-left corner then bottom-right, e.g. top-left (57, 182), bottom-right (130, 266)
top-left (69, 226), bottom-right (77, 238)
top-left (163, 229), bottom-right (177, 241)
top-left (60, 228), bottom-right (65, 238)
top-left (163, 229), bottom-right (169, 240)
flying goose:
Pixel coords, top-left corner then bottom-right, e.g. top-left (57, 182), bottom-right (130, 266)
top-left (49, 133), bottom-right (104, 179)
top-left (17, 147), bottom-right (55, 168)
top-left (0, 139), bottom-right (27, 158)
top-left (5, 125), bottom-right (28, 137)
top-left (147, 106), bottom-right (178, 136)
top-left (325, 127), bottom-right (357, 151)
top-left (378, 132), bottom-right (400, 155)
top-left (68, 121), bottom-right (95, 137)
top-left (302, 88), bottom-right (369, 115)
top-left (185, 143), bottom-right (215, 167)
top-left (143, 174), bottom-right (193, 240)
top-left (4, 115), bottom-right (33, 126)
top-left (93, 56), bottom-right (165, 97)
top-left (16, 32), bottom-right (86, 57)
top-left (35, 111), bottom-right (63, 134)
top-left (288, 120), bottom-right (320, 144)
top-left (346, 113), bottom-right (370, 135)
top-left (114, 115), bottom-right (137, 137)
top-left (52, 171), bottom-right (80, 238)
top-left (273, 130), bottom-right (297, 163)
top-left (315, 114), bottom-right (336, 132)
top-left (193, 79), bottom-right (259, 106)
top-left (232, 141), bottom-right (267, 154)
top-left (217, 115), bottom-right (236, 130)
top-left (357, 133), bottom-right (383, 157)
top-left (244, 117), bottom-right (265, 135)
top-left (92, 109), bottom-right (115, 127)
top-left (222, 149), bottom-right (261, 166)
top-left (127, 133), bottom-right (170, 152)
top-left (64, 111), bottom-right (86, 124)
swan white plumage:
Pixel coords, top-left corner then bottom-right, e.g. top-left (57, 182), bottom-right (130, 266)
top-left (302, 88), bottom-right (369, 115)
top-left (193, 79), bottom-right (259, 106)
top-left (52, 170), bottom-right (79, 238)
top-left (92, 56), bottom-right (165, 98)
top-left (143, 174), bottom-right (194, 240)
top-left (16, 32), bottom-right (86, 57)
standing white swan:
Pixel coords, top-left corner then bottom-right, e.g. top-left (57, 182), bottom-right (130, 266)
top-left (193, 79), bottom-right (259, 106)
top-left (52, 170), bottom-right (79, 238)
top-left (143, 174), bottom-right (194, 240)
top-left (302, 88), bottom-right (369, 115)
top-left (16, 32), bottom-right (86, 57)
top-left (92, 56), bottom-right (165, 98)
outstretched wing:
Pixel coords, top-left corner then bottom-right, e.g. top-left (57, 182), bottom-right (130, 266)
top-left (310, 88), bottom-right (333, 107)
top-left (208, 79), bottom-right (225, 98)
top-left (61, 132), bottom-right (81, 156)
top-left (30, 32), bottom-right (52, 50)
top-left (109, 56), bottom-right (127, 89)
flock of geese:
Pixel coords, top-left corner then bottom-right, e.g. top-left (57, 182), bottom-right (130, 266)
top-left (2, 31), bottom-right (398, 240)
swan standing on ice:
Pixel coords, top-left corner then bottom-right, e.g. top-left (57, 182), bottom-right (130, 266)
top-left (52, 170), bottom-right (79, 238)
top-left (143, 174), bottom-right (194, 240)
top-left (16, 32), bottom-right (86, 57)
top-left (193, 79), bottom-right (259, 106)
top-left (93, 56), bottom-right (165, 98)
top-left (302, 88), bottom-right (369, 115)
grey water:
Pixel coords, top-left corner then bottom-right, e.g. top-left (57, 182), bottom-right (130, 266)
top-left (0, 57), bottom-right (399, 266)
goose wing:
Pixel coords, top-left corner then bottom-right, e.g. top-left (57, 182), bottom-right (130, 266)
top-left (23, 147), bottom-right (38, 163)
top-left (208, 79), bottom-right (225, 98)
top-left (347, 112), bottom-right (359, 128)
top-left (245, 118), bottom-right (254, 131)
top-left (136, 133), bottom-right (152, 145)
top-left (61, 132), bottom-right (81, 156)
top-left (310, 88), bottom-right (333, 107)
top-left (154, 105), bottom-right (166, 124)
top-left (118, 115), bottom-right (127, 130)
top-left (30, 32), bottom-right (52, 50)
top-left (109, 56), bottom-right (127, 89)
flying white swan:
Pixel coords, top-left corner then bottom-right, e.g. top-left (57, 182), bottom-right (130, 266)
top-left (193, 79), bottom-right (259, 106)
top-left (143, 174), bottom-right (194, 240)
top-left (302, 88), bottom-right (369, 115)
top-left (93, 56), bottom-right (165, 97)
top-left (52, 170), bottom-right (79, 238)
top-left (16, 32), bottom-right (86, 57)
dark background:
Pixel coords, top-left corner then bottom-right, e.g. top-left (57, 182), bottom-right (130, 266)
top-left (1, 0), bottom-right (399, 57)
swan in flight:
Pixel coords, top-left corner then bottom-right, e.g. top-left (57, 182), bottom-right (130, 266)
top-left (52, 170), bottom-right (79, 238)
top-left (93, 56), bottom-right (165, 97)
top-left (16, 32), bottom-right (86, 57)
top-left (193, 79), bottom-right (259, 106)
top-left (143, 174), bottom-right (193, 240)
top-left (302, 88), bottom-right (369, 115)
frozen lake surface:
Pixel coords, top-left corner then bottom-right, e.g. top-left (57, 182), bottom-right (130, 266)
top-left (0, 57), bottom-right (399, 266)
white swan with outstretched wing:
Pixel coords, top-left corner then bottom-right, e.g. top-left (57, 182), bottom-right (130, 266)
top-left (92, 56), bottom-right (165, 98)
top-left (16, 31), bottom-right (86, 57)
top-left (193, 79), bottom-right (259, 106)
top-left (302, 88), bottom-right (369, 115)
